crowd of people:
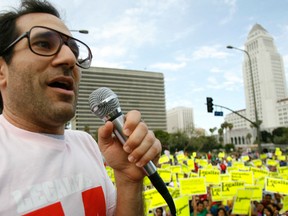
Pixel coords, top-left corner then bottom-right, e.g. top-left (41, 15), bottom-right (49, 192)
top-left (151, 148), bottom-right (287, 216)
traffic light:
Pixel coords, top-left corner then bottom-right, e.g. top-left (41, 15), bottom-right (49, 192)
top-left (206, 97), bottom-right (213, 113)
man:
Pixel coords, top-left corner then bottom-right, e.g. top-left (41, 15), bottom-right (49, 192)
top-left (0, 0), bottom-right (161, 215)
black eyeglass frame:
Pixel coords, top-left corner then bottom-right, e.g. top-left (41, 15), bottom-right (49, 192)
top-left (0, 25), bottom-right (93, 69)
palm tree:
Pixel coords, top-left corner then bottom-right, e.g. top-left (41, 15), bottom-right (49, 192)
top-left (209, 127), bottom-right (217, 135)
top-left (221, 122), bottom-right (229, 145)
top-left (246, 133), bottom-right (252, 144)
top-left (218, 128), bottom-right (224, 145)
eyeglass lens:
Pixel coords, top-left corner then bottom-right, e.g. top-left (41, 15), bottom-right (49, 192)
top-left (29, 27), bottom-right (91, 68)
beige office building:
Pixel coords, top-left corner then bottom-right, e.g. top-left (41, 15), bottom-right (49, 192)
top-left (71, 67), bottom-right (167, 134)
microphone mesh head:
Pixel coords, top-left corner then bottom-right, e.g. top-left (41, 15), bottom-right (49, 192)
top-left (89, 87), bottom-right (120, 119)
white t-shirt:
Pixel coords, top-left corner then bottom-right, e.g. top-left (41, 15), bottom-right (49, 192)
top-left (0, 115), bottom-right (116, 216)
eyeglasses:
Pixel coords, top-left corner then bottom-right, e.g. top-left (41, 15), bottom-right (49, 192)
top-left (0, 26), bottom-right (93, 69)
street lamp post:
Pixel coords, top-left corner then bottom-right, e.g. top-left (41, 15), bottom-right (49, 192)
top-left (226, 45), bottom-right (262, 153)
top-left (70, 29), bottom-right (89, 34)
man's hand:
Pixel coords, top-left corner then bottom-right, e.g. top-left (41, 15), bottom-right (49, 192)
top-left (97, 110), bottom-right (162, 182)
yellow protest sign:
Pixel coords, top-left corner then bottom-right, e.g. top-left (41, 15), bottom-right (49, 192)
top-left (227, 156), bottom-right (232, 162)
top-left (159, 154), bottom-right (170, 164)
top-left (266, 159), bottom-right (278, 166)
top-left (192, 152), bottom-right (197, 157)
top-left (280, 195), bottom-right (288, 214)
top-left (218, 152), bottom-right (225, 158)
top-left (254, 177), bottom-right (265, 189)
top-left (220, 174), bottom-right (230, 182)
top-left (158, 168), bottom-right (172, 183)
top-left (241, 155), bottom-right (250, 162)
top-left (181, 164), bottom-right (191, 175)
top-left (198, 159), bottom-right (208, 168)
top-left (187, 159), bottom-right (195, 171)
top-left (265, 177), bottom-right (288, 195)
top-left (189, 172), bottom-right (198, 178)
top-left (143, 176), bottom-right (152, 187)
top-left (230, 171), bottom-right (253, 185)
top-left (161, 163), bottom-right (171, 170)
top-left (278, 166), bottom-right (288, 175)
top-left (174, 196), bottom-right (190, 216)
top-left (176, 153), bottom-right (186, 162)
top-left (260, 153), bottom-right (267, 159)
top-left (278, 155), bottom-right (286, 161)
top-left (245, 185), bottom-right (262, 201)
top-left (144, 188), bottom-right (167, 210)
top-left (199, 169), bottom-right (220, 185)
top-left (269, 172), bottom-right (279, 178)
top-left (227, 166), bottom-right (238, 173)
top-left (179, 177), bottom-right (207, 196)
top-left (211, 186), bottom-right (222, 202)
top-left (221, 181), bottom-right (245, 199)
top-left (275, 148), bottom-right (282, 156)
top-left (250, 167), bottom-right (269, 179)
top-left (232, 161), bottom-right (245, 168)
top-left (252, 159), bottom-right (262, 167)
top-left (232, 189), bottom-right (253, 215)
top-left (171, 165), bottom-right (182, 174)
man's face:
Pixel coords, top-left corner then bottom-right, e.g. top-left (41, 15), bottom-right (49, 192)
top-left (1, 13), bottom-right (81, 134)
top-left (197, 203), bottom-right (204, 212)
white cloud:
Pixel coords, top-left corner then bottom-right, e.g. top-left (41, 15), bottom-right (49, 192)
top-left (219, 0), bottom-right (237, 25)
top-left (192, 45), bottom-right (230, 60)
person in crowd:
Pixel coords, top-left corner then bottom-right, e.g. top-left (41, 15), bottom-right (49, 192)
top-left (155, 207), bottom-right (164, 216)
top-left (217, 207), bottom-right (228, 216)
top-left (0, 0), bottom-right (161, 215)
top-left (262, 194), bottom-right (273, 207)
top-left (262, 206), bottom-right (274, 216)
top-left (191, 195), bottom-right (210, 216)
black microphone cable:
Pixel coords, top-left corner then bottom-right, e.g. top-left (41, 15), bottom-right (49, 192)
top-left (89, 87), bottom-right (176, 216)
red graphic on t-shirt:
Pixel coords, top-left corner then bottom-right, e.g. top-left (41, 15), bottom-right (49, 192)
top-left (23, 187), bottom-right (106, 216)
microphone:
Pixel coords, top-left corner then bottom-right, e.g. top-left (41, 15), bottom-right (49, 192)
top-left (89, 87), bottom-right (176, 216)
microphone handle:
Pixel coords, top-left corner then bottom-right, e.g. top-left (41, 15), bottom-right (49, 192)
top-left (111, 115), bottom-right (157, 176)
top-left (109, 113), bottom-right (177, 216)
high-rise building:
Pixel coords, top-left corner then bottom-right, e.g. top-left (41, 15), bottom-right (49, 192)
top-left (244, 24), bottom-right (287, 130)
top-left (71, 67), bottom-right (167, 134)
top-left (225, 24), bottom-right (288, 147)
top-left (167, 107), bottom-right (194, 135)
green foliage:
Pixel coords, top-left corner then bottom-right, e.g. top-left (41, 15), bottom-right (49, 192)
top-left (272, 127), bottom-right (288, 144)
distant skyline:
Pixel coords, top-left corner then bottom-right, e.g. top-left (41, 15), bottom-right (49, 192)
top-left (2, 0), bottom-right (288, 132)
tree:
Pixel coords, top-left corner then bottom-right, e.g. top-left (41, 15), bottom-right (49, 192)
top-left (218, 128), bottom-right (224, 144)
top-left (246, 133), bottom-right (252, 144)
top-left (154, 130), bottom-right (170, 150)
top-left (209, 127), bottom-right (217, 135)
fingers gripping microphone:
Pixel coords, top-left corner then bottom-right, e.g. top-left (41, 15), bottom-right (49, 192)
top-left (89, 87), bottom-right (176, 216)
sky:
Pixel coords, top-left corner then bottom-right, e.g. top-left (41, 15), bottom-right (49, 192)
top-left (1, 0), bottom-right (288, 132)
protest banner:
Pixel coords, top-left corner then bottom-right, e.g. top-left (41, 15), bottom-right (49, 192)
top-left (210, 185), bottom-right (222, 202)
top-left (174, 196), bottom-right (190, 216)
top-left (171, 165), bottom-right (182, 174)
top-left (280, 195), bottom-right (288, 214)
top-left (250, 167), bottom-right (269, 179)
top-left (179, 177), bottom-right (207, 196)
top-left (244, 185), bottom-right (262, 201)
top-left (232, 189), bottom-right (253, 215)
top-left (220, 174), bottom-right (230, 182)
top-left (158, 168), bottom-right (172, 183)
top-left (187, 159), bottom-right (195, 171)
top-left (221, 181), bottom-right (245, 200)
top-left (199, 169), bottom-right (220, 185)
top-left (265, 177), bottom-right (288, 195)
top-left (159, 154), bottom-right (170, 164)
top-left (278, 166), bottom-right (288, 175)
top-left (230, 171), bottom-right (253, 185)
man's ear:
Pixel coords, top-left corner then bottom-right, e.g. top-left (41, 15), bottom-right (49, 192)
top-left (0, 58), bottom-right (8, 88)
